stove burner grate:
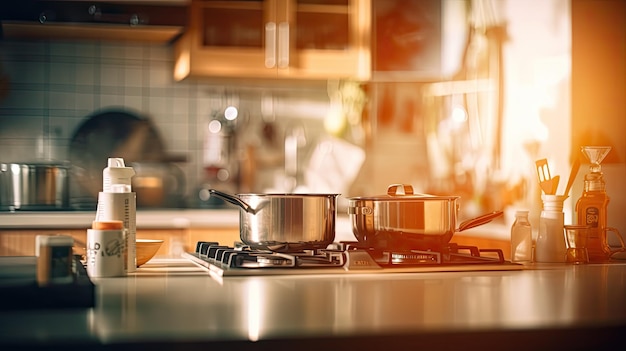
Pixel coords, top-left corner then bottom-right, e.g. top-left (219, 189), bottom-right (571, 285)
top-left (189, 241), bottom-right (508, 271)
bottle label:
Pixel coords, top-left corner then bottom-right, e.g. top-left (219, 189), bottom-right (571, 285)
top-left (585, 207), bottom-right (600, 229)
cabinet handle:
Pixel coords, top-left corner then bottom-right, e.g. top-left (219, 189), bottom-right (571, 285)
top-left (277, 22), bottom-right (289, 68)
top-left (265, 22), bottom-right (276, 68)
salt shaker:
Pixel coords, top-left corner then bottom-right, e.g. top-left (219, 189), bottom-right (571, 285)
top-left (535, 195), bottom-right (568, 262)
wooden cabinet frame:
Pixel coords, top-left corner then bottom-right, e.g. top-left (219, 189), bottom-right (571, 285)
top-left (174, 0), bottom-right (371, 81)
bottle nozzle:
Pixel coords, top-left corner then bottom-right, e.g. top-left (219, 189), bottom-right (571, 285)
top-left (103, 158), bottom-right (135, 193)
top-left (108, 158), bottom-right (126, 168)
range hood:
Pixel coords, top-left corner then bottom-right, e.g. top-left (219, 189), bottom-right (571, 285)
top-left (1, 1), bottom-right (188, 43)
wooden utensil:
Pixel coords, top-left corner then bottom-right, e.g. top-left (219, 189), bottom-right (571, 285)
top-left (536, 159), bottom-right (559, 195)
top-left (562, 156), bottom-right (581, 197)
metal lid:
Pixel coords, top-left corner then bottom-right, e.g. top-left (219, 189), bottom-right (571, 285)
top-left (346, 184), bottom-right (459, 201)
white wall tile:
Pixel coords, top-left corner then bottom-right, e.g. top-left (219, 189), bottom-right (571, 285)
top-left (99, 95), bottom-right (125, 108)
top-left (74, 42), bottom-right (98, 58)
top-left (124, 65), bottom-right (143, 88)
top-left (147, 96), bottom-right (169, 117)
top-left (47, 116), bottom-right (73, 140)
top-left (99, 43), bottom-right (126, 60)
top-left (75, 63), bottom-right (96, 86)
top-left (100, 64), bottom-right (123, 87)
top-left (48, 92), bottom-right (75, 110)
top-left (49, 42), bottom-right (76, 58)
top-left (124, 95), bottom-right (143, 111)
top-left (2, 90), bottom-right (46, 109)
top-left (0, 114), bottom-right (44, 139)
top-left (8, 62), bottom-right (46, 85)
top-left (49, 62), bottom-right (77, 86)
top-left (74, 93), bottom-right (95, 113)
top-left (148, 61), bottom-right (171, 88)
top-left (124, 44), bottom-right (146, 60)
top-left (172, 97), bottom-right (189, 115)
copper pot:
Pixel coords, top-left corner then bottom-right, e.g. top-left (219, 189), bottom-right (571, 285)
top-left (346, 184), bottom-right (502, 251)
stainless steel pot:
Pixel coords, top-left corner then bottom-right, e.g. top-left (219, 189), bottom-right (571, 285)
top-left (0, 162), bottom-right (70, 210)
top-left (209, 189), bottom-right (339, 251)
top-left (347, 184), bottom-right (502, 251)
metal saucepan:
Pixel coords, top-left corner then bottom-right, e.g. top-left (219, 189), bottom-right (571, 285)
top-left (346, 184), bottom-right (503, 251)
top-left (0, 162), bottom-right (70, 210)
top-left (209, 189), bottom-right (339, 252)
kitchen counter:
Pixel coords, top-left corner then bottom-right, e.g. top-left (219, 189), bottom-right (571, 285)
top-left (0, 209), bottom-right (509, 243)
top-left (0, 210), bottom-right (361, 242)
top-left (1, 259), bottom-right (625, 351)
top-left (0, 209), bottom-right (241, 229)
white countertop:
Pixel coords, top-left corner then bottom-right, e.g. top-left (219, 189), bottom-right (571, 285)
top-left (1, 259), bottom-right (625, 350)
top-left (0, 209), bottom-right (241, 229)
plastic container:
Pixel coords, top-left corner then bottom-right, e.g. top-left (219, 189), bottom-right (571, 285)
top-left (510, 210), bottom-right (532, 263)
top-left (86, 221), bottom-right (126, 278)
top-left (96, 158), bottom-right (137, 272)
top-left (103, 157), bottom-right (135, 193)
top-left (535, 195), bottom-right (567, 263)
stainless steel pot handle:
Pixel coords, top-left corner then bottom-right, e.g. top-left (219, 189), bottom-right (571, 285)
top-left (458, 210), bottom-right (503, 232)
top-left (208, 189), bottom-right (261, 215)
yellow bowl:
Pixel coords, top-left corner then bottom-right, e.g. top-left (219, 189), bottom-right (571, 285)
top-left (135, 239), bottom-right (164, 267)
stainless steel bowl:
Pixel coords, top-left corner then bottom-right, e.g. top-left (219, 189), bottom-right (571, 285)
top-left (0, 162), bottom-right (70, 210)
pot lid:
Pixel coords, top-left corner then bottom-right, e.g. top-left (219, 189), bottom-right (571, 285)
top-left (346, 184), bottom-right (459, 201)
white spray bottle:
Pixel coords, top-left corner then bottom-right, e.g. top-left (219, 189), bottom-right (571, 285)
top-left (96, 158), bottom-right (137, 272)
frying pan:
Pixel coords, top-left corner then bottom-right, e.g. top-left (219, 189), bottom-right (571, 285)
top-left (68, 109), bottom-right (166, 204)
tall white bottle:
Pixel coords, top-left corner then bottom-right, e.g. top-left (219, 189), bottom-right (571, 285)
top-left (96, 158), bottom-right (137, 272)
top-left (535, 195), bottom-right (567, 263)
top-left (510, 210), bottom-right (532, 263)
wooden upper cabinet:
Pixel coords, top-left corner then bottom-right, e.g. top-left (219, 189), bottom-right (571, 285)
top-left (174, 0), bottom-right (371, 81)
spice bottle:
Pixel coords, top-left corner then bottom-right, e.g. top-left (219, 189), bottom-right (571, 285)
top-left (510, 210), bottom-right (532, 263)
top-left (535, 195), bottom-right (567, 263)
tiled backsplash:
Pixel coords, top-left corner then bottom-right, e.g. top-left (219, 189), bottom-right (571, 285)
top-left (1, 41), bottom-right (196, 162)
top-left (0, 39), bottom-right (333, 206)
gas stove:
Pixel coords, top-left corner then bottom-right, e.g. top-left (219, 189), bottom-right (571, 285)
top-left (182, 241), bottom-right (523, 277)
